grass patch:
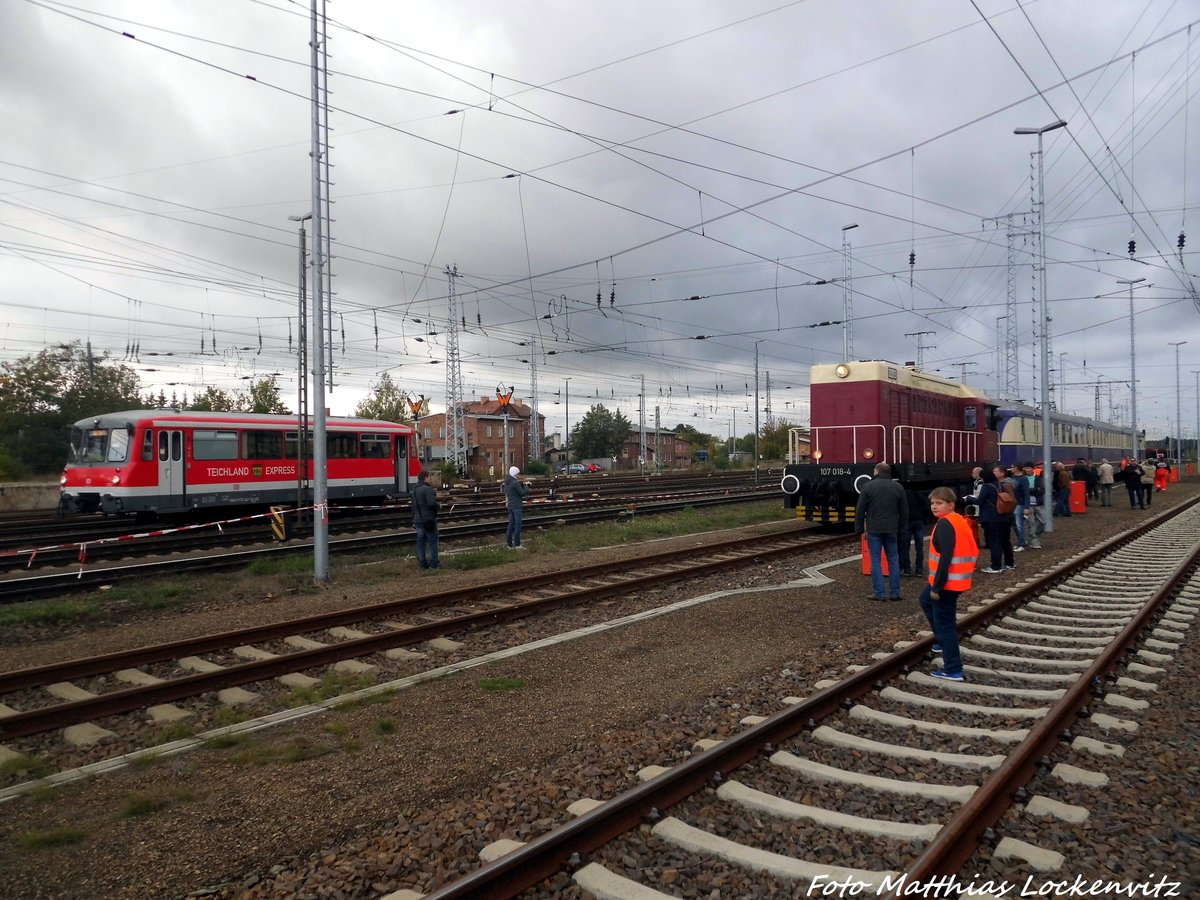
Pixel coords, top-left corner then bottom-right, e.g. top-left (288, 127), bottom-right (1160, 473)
top-left (371, 718), bottom-right (397, 737)
top-left (0, 598), bottom-right (100, 630)
top-left (1, 753), bottom-right (52, 779)
top-left (323, 721), bottom-right (349, 736)
top-left (213, 707), bottom-right (251, 728)
top-left (102, 580), bottom-right (197, 612)
top-left (118, 785), bottom-right (193, 818)
top-left (478, 676), bottom-right (525, 692)
top-left (246, 553), bottom-right (315, 577)
top-left (203, 733), bottom-right (247, 750)
top-left (446, 546), bottom-right (511, 571)
top-left (339, 739), bottom-right (363, 755)
top-left (21, 782), bottom-right (59, 804)
top-left (283, 671), bottom-right (376, 707)
top-left (150, 721), bottom-right (197, 745)
top-left (129, 750), bottom-right (166, 771)
top-left (229, 735), bottom-right (334, 767)
top-left (17, 827), bottom-right (89, 850)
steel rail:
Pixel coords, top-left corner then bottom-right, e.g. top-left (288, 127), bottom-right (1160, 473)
top-left (0, 532), bottom-right (849, 740)
top-left (420, 497), bottom-right (1200, 899)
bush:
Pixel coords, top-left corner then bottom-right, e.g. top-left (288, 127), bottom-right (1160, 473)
top-left (0, 450), bottom-right (31, 481)
top-left (524, 460), bottom-right (550, 476)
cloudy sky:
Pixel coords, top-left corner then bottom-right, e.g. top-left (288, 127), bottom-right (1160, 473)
top-left (3, 0), bottom-right (1198, 443)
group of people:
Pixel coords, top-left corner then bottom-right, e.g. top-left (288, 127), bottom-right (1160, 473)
top-left (410, 464), bottom-right (533, 570)
top-left (855, 461), bottom-right (976, 682)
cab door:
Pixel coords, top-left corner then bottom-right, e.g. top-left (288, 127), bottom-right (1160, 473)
top-left (157, 429), bottom-right (185, 509)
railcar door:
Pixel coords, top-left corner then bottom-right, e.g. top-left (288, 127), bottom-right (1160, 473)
top-left (157, 429), bottom-right (185, 509)
top-left (394, 434), bottom-right (408, 494)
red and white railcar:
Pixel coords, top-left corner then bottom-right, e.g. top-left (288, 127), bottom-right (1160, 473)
top-left (60, 409), bottom-right (419, 516)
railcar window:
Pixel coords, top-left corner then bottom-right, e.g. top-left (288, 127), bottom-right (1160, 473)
top-left (242, 430), bottom-right (284, 460)
top-left (327, 433), bottom-right (358, 459)
top-left (964, 406), bottom-right (977, 430)
top-left (141, 429), bottom-right (154, 461)
top-left (284, 431), bottom-right (314, 460)
top-left (106, 427), bottom-right (130, 462)
top-left (193, 430), bottom-right (239, 460)
top-left (171, 431), bottom-right (182, 461)
top-left (360, 433), bottom-right (390, 458)
top-left (80, 429), bottom-right (108, 462)
top-left (397, 436), bottom-right (407, 458)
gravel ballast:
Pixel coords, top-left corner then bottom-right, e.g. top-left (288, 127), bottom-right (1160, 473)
top-left (0, 491), bottom-right (1196, 899)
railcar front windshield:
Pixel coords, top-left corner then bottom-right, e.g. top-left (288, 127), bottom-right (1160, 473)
top-left (69, 426), bottom-right (131, 464)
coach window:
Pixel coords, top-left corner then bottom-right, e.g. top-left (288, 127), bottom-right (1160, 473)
top-left (360, 433), bottom-right (389, 458)
top-left (158, 431), bottom-right (169, 462)
top-left (193, 430), bottom-right (239, 460)
top-left (141, 429), bottom-right (154, 461)
top-left (242, 430), bottom-right (283, 460)
top-left (284, 431), bottom-right (314, 460)
top-left (171, 430), bottom-right (183, 461)
top-left (327, 433), bottom-right (357, 459)
top-left (964, 406), bottom-right (977, 431)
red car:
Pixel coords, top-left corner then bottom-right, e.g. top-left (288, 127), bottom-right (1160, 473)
top-left (585, 463), bottom-right (601, 473)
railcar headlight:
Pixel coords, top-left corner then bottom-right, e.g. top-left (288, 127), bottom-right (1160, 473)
top-left (863, 448), bottom-right (875, 460)
top-left (835, 364), bottom-right (850, 378)
top-left (111, 475), bottom-right (121, 485)
top-left (812, 450), bottom-right (822, 461)
top-left (60, 475), bottom-right (67, 486)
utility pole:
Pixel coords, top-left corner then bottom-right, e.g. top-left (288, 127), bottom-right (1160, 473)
top-left (956, 361), bottom-right (978, 385)
top-left (444, 265), bottom-right (466, 475)
top-left (288, 213), bottom-right (312, 513)
top-left (905, 331), bottom-right (934, 369)
top-left (841, 224), bottom-right (859, 361)
top-left (635, 374), bottom-right (646, 474)
top-left (1170, 341), bottom-right (1187, 463)
top-left (754, 340), bottom-right (762, 485)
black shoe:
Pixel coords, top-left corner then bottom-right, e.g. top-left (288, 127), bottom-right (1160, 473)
top-left (890, 596), bottom-right (905, 602)
top-left (870, 595), bottom-right (888, 602)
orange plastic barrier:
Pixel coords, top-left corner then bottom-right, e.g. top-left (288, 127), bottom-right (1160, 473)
top-left (860, 534), bottom-right (890, 576)
top-left (1169, 466), bottom-right (1180, 483)
top-left (1069, 480), bottom-right (1088, 514)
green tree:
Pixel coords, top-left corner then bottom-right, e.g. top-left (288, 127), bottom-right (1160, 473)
top-left (0, 343), bottom-right (142, 474)
top-left (189, 387), bottom-right (238, 412)
top-left (238, 377), bottom-right (290, 414)
top-left (758, 419), bottom-right (795, 461)
top-left (354, 373), bottom-right (408, 422)
top-left (569, 404), bottom-right (633, 460)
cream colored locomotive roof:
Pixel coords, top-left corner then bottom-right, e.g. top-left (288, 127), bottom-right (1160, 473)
top-left (811, 360), bottom-right (988, 401)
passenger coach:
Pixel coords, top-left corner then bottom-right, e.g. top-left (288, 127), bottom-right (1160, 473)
top-left (60, 409), bottom-right (419, 516)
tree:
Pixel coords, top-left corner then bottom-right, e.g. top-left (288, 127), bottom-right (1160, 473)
top-left (354, 373), bottom-right (409, 422)
top-left (190, 387), bottom-right (238, 412)
top-left (0, 342), bottom-right (142, 473)
top-left (238, 377), bottom-right (290, 414)
top-left (569, 404), bottom-right (633, 460)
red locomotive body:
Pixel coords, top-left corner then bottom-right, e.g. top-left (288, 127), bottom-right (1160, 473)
top-left (783, 361), bottom-right (998, 524)
top-left (60, 409), bottom-right (420, 516)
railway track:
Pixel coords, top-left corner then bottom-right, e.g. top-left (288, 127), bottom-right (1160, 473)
top-left (0, 486), bottom-right (775, 601)
top-left (410, 498), bottom-right (1200, 898)
top-left (0, 528), bottom-right (851, 788)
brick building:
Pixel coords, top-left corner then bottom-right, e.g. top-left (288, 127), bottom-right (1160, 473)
top-left (416, 397), bottom-right (544, 477)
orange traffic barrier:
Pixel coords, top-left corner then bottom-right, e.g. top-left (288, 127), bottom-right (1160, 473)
top-left (1069, 480), bottom-right (1088, 513)
top-left (860, 534), bottom-right (890, 576)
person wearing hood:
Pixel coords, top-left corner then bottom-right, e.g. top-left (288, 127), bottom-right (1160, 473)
top-left (503, 465), bottom-right (530, 549)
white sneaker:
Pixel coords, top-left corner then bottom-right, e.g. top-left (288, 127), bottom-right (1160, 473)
top-left (979, 567), bottom-right (1003, 574)
top-left (1014, 546), bottom-right (1025, 552)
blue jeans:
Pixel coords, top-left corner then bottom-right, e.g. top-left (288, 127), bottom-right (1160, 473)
top-left (919, 584), bottom-right (963, 676)
top-left (899, 521), bottom-right (926, 574)
top-left (416, 523), bottom-right (439, 568)
top-left (506, 505), bottom-right (524, 547)
top-left (1013, 504), bottom-right (1027, 547)
top-left (866, 532), bottom-right (901, 598)
top-left (1053, 489), bottom-right (1071, 516)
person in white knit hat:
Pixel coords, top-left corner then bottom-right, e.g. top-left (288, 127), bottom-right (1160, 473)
top-left (503, 465), bottom-right (530, 548)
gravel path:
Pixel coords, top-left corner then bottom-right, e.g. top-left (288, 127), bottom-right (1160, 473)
top-left (0, 490), bottom-right (1196, 899)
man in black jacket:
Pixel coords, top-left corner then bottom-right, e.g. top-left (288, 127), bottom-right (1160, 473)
top-left (855, 462), bottom-right (908, 601)
top-left (412, 471), bottom-right (440, 569)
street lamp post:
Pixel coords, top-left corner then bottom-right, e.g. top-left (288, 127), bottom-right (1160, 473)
top-left (1193, 369), bottom-right (1200, 477)
top-left (563, 377), bottom-right (572, 459)
top-left (1169, 341), bottom-right (1187, 465)
top-left (1015, 118), bottom-right (1067, 533)
top-left (1116, 277), bottom-right (1147, 458)
top-left (1058, 352), bottom-right (1068, 413)
top-left (840, 224), bottom-right (859, 362)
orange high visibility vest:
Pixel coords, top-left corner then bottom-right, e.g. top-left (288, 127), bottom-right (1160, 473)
top-left (927, 512), bottom-right (978, 591)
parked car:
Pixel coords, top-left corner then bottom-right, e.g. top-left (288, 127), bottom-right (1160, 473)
top-left (566, 463), bottom-right (586, 475)
top-left (585, 463), bottom-right (601, 473)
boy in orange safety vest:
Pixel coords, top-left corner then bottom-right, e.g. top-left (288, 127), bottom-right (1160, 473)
top-left (921, 486), bottom-right (979, 681)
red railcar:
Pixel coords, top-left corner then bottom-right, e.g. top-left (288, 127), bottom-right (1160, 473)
top-left (60, 409), bottom-right (419, 516)
top-left (782, 361), bottom-right (998, 524)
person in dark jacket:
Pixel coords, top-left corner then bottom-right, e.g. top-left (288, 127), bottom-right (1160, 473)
top-left (503, 465), bottom-right (531, 549)
top-left (965, 468), bottom-right (1006, 574)
top-left (412, 471), bottom-right (440, 570)
top-left (1009, 463), bottom-right (1031, 550)
top-left (1118, 460), bottom-right (1145, 508)
top-left (921, 486), bottom-right (979, 681)
top-left (1052, 462), bottom-right (1073, 517)
top-left (854, 462), bottom-right (908, 601)
top-left (1072, 458), bottom-right (1092, 507)
top-left (1023, 462), bottom-right (1045, 548)
top-left (899, 488), bottom-right (930, 578)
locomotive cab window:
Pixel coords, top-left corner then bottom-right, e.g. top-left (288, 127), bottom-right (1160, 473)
top-left (193, 430), bottom-right (239, 460)
top-left (963, 405), bottom-right (977, 431)
top-left (107, 426), bottom-right (131, 463)
top-left (141, 429), bottom-right (154, 461)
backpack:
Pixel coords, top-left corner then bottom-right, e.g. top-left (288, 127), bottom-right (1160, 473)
top-left (995, 482), bottom-right (1017, 515)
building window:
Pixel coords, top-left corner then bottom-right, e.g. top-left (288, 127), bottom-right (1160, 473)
top-left (486, 424), bottom-right (493, 437)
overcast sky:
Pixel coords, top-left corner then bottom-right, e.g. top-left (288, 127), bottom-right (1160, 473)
top-left (2, 0), bottom-right (1198, 443)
